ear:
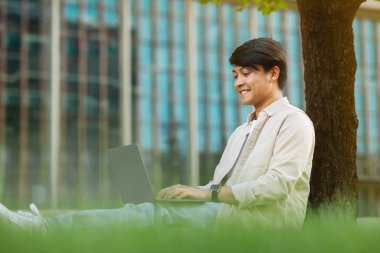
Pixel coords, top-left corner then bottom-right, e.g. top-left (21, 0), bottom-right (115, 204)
top-left (269, 66), bottom-right (280, 82)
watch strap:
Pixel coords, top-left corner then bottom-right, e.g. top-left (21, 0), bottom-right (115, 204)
top-left (210, 184), bottom-right (221, 202)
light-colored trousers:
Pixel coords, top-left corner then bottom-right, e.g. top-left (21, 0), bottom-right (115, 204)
top-left (48, 202), bottom-right (221, 230)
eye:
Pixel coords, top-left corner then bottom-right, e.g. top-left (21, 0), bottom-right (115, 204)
top-left (233, 75), bottom-right (238, 80)
top-left (242, 72), bottom-right (250, 77)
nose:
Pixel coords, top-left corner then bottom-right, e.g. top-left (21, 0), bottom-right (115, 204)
top-left (234, 75), bottom-right (244, 87)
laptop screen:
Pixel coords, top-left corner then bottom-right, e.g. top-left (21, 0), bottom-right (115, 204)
top-left (107, 144), bottom-right (155, 204)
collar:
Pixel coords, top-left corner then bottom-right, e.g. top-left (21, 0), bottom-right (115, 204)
top-left (246, 97), bottom-right (289, 123)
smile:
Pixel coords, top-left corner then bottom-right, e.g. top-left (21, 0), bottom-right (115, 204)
top-left (239, 89), bottom-right (251, 95)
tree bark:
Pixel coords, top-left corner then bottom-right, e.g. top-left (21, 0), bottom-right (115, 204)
top-left (297, 0), bottom-right (364, 210)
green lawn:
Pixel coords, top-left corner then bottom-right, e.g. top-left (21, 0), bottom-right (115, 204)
top-left (1, 212), bottom-right (380, 253)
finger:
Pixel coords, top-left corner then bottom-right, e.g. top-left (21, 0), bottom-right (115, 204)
top-left (176, 191), bottom-right (189, 200)
top-left (157, 187), bottom-right (170, 199)
top-left (165, 188), bottom-right (179, 199)
top-left (157, 189), bottom-right (165, 199)
top-left (158, 185), bottom-right (189, 199)
top-left (167, 188), bottom-right (188, 199)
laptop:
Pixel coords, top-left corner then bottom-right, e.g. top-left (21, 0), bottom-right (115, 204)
top-left (107, 143), bottom-right (207, 204)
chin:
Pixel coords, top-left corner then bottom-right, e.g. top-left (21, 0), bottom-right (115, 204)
top-left (241, 100), bottom-right (254, 105)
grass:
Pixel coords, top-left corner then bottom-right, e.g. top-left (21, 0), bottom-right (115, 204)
top-left (1, 210), bottom-right (380, 253)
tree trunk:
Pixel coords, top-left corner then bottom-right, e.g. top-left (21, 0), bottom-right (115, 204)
top-left (297, 0), bottom-right (364, 211)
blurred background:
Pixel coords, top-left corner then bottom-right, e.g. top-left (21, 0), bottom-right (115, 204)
top-left (0, 0), bottom-right (379, 216)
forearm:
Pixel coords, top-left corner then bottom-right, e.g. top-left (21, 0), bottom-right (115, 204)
top-left (157, 184), bottom-right (238, 204)
top-left (217, 186), bottom-right (239, 205)
top-left (202, 185), bottom-right (239, 204)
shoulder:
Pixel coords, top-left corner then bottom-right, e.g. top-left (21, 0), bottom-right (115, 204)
top-left (231, 118), bottom-right (251, 132)
top-left (269, 104), bottom-right (315, 140)
top-left (283, 107), bottom-right (315, 145)
top-left (276, 103), bottom-right (313, 126)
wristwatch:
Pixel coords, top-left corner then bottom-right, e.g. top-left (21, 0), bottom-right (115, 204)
top-left (210, 184), bottom-right (221, 202)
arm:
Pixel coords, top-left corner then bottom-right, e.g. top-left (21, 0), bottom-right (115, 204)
top-left (156, 184), bottom-right (238, 204)
top-left (156, 124), bottom-right (248, 204)
top-left (198, 125), bottom-right (247, 191)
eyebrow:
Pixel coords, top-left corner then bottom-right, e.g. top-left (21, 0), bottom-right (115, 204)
top-left (232, 67), bottom-right (244, 73)
top-left (232, 67), bottom-right (252, 73)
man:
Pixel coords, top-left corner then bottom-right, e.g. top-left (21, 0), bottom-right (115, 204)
top-left (0, 38), bottom-right (315, 231)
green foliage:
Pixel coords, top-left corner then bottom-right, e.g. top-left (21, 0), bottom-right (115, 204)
top-left (1, 210), bottom-right (380, 253)
top-left (199, 0), bottom-right (287, 14)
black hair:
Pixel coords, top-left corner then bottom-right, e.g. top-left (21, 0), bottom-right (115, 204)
top-left (229, 38), bottom-right (287, 90)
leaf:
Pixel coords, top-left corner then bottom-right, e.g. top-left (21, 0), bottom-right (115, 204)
top-left (256, 0), bottom-right (288, 15)
top-left (277, 1), bottom-right (287, 10)
top-left (201, 0), bottom-right (288, 15)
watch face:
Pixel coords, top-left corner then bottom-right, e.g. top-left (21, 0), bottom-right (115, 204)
top-left (211, 184), bottom-right (220, 202)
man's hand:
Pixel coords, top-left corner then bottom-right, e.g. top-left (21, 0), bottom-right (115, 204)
top-left (157, 184), bottom-right (239, 204)
top-left (157, 184), bottom-right (211, 201)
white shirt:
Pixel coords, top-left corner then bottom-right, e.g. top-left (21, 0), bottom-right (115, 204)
top-left (202, 98), bottom-right (315, 229)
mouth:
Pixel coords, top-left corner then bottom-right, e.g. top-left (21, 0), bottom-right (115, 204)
top-left (239, 89), bottom-right (251, 96)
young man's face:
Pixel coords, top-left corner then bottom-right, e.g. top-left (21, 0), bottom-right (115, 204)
top-left (232, 65), bottom-right (279, 107)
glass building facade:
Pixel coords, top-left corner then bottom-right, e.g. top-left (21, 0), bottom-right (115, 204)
top-left (0, 0), bottom-right (379, 215)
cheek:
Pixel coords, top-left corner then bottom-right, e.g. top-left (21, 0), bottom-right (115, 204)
top-left (233, 83), bottom-right (239, 92)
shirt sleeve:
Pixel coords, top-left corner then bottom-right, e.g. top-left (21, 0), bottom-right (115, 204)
top-left (198, 125), bottom-right (246, 190)
top-left (230, 112), bottom-right (315, 209)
